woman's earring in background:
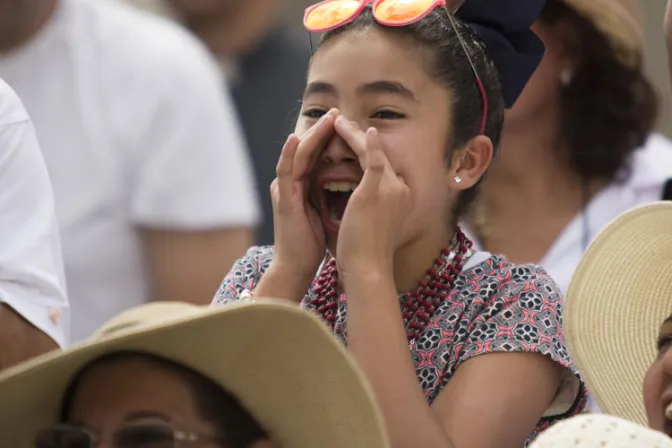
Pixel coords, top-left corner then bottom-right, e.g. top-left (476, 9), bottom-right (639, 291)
top-left (560, 68), bottom-right (573, 86)
top-left (454, 176), bottom-right (462, 184)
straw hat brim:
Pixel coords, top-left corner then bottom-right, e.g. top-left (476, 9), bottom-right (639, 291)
top-left (0, 300), bottom-right (390, 448)
top-left (563, 0), bottom-right (642, 68)
top-left (530, 414), bottom-right (672, 447)
top-left (565, 202), bottom-right (672, 426)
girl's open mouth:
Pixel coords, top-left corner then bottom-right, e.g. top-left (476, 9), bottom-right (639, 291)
top-left (664, 402), bottom-right (672, 437)
top-left (319, 181), bottom-right (359, 234)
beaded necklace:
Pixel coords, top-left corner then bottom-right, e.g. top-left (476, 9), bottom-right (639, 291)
top-left (312, 228), bottom-right (473, 344)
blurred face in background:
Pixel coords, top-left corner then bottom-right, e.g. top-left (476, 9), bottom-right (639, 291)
top-left (0, 0), bottom-right (55, 50)
top-left (502, 20), bottom-right (569, 134)
top-left (0, 0), bottom-right (35, 36)
top-left (167, 0), bottom-right (237, 19)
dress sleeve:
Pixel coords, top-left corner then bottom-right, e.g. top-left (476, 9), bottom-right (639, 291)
top-left (211, 246), bottom-right (274, 306)
top-left (456, 264), bottom-right (587, 422)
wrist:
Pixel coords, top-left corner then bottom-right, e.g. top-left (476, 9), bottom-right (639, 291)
top-left (269, 261), bottom-right (316, 285)
top-left (254, 262), bottom-right (315, 303)
top-left (341, 264), bottom-right (395, 294)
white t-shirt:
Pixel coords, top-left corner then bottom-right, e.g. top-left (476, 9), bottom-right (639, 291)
top-left (0, 78), bottom-right (68, 348)
top-left (467, 133), bottom-right (672, 295)
top-left (0, 0), bottom-right (259, 342)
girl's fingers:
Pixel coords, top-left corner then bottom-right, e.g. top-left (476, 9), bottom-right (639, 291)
top-left (276, 133), bottom-right (300, 200)
top-left (334, 115), bottom-right (367, 167)
top-left (292, 109), bottom-right (338, 180)
top-left (357, 128), bottom-right (387, 196)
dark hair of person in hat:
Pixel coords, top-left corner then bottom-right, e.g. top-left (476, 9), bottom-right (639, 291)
top-left (34, 351), bottom-right (274, 448)
top-left (214, 1), bottom-right (588, 447)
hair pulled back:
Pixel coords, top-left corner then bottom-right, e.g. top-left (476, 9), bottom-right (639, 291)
top-left (315, 5), bottom-right (506, 219)
top-left (540, 0), bottom-right (658, 183)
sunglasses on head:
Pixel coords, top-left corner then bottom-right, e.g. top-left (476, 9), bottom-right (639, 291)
top-left (303, 0), bottom-right (487, 135)
top-left (34, 422), bottom-right (219, 448)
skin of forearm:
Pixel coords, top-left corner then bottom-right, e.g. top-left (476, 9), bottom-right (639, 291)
top-left (0, 304), bottom-right (57, 371)
top-left (344, 274), bottom-right (455, 448)
top-left (252, 262), bottom-right (314, 304)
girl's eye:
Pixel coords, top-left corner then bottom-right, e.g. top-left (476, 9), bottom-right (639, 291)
top-left (371, 110), bottom-right (406, 119)
top-left (301, 109), bottom-right (326, 119)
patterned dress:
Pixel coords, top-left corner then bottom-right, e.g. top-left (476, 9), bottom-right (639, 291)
top-left (213, 246), bottom-right (588, 446)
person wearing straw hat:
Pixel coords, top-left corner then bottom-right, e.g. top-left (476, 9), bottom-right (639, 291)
top-left (530, 414), bottom-right (672, 447)
top-left (0, 300), bottom-right (390, 447)
top-left (467, 0), bottom-right (672, 295)
top-left (563, 202), bottom-right (672, 436)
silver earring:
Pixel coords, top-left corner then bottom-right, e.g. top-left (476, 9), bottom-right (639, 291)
top-left (560, 68), bottom-right (573, 86)
top-left (454, 176), bottom-right (462, 184)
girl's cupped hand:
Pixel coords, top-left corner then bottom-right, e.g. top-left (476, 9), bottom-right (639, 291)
top-left (334, 116), bottom-right (412, 280)
top-left (270, 109), bottom-right (339, 279)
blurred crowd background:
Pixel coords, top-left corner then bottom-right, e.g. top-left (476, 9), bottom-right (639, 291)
top-left (3, 0), bottom-right (672, 446)
top-left (129, 0), bottom-right (672, 138)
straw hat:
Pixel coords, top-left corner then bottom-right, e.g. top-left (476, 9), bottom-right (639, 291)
top-left (530, 414), bottom-right (672, 447)
top-left (0, 300), bottom-right (390, 448)
top-left (564, 202), bottom-right (672, 426)
top-left (563, 0), bottom-right (643, 68)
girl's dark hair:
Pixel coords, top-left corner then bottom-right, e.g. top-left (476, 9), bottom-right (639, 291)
top-left (540, 0), bottom-right (658, 182)
top-left (60, 351), bottom-right (268, 448)
top-left (316, 6), bottom-right (505, 219)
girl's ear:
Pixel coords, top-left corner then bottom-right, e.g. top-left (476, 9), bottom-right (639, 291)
top-left (447, 135), bottom-right (493, 190)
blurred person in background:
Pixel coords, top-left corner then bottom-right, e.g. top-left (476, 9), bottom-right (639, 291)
top-left (133, 0), bottom-right (310, 246)
top-left (467, 0), bottom-right (672, 294)
top-left (667, 0), bottom-right (672, 85)
top-left (0, 78), bottom-right (68, 368)
top-left (0, 0), bottom-right (260, 343)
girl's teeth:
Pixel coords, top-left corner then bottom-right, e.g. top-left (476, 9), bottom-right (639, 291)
top-left (665, 403), bottom-right (672, 420)
top-left (323, 181), bottom-right (358, 192)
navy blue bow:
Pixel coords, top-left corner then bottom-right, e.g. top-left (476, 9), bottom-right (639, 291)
top-left (456, 0), bottom-right (547, 108)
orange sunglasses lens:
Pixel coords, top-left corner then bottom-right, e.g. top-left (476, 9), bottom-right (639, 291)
top-left (374, 0), bottom-right (437, 24)
top-left (305, 0), bottom-right (363, 31)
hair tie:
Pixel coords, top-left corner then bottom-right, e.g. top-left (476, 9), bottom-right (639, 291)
top-left (456, 0), bottom-right (548, 108)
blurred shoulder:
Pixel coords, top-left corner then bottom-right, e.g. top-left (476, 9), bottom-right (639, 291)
top-left (0, 79), bottom-right (30, 126)
top-left (66, 0), bottom-right (221, 82)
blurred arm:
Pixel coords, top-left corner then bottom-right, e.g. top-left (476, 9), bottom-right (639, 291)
top-left (0, 81), bottom-right (69, 367)
top-left (0, 305), bottom-right (57, 369)
top-left (142, 228), bottom-right (252, 304)
top-left (127, 30), bottom-right (260, 304)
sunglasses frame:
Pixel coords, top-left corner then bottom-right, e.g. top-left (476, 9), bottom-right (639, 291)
top-left (302, 0), bottom-right (488, 135)
top-left (34, 422), bottom-right (220, 448)
top-left (304, 0), bottom-right (448, 33)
